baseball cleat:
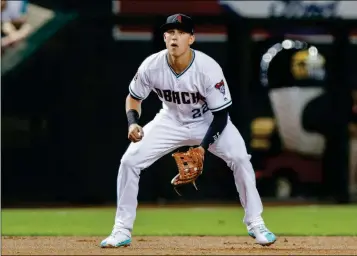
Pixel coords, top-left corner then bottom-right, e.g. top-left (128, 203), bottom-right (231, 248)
top-left (247, 220), bottom-right (276, 246)
top-left (100, 229), bottom-right (132, 248)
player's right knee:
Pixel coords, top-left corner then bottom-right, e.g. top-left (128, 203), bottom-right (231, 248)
top-left (120, 152), bottom-right (142, 172)
top-left (119, 158), bottom-right (141, 176)
top-left (120, 156), bottom-right (135, 168)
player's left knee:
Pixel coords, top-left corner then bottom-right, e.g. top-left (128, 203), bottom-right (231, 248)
top-left (226, 153), bottom-right (252, 170)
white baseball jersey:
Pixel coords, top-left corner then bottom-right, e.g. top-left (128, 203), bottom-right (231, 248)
top-left (113, 49), bottom-right (264, 234)
top-left (128, 49), bottom-right (232, 123)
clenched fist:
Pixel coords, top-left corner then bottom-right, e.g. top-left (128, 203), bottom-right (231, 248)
top-left (128, 124), bottom-right (144, 143)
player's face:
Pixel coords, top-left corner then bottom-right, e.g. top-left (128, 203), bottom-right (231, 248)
top-left (164, 29), bottom-right (195, 57)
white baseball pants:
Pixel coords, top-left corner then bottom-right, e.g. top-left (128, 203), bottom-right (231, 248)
top-left (114, 110), bottom-right (263, 232)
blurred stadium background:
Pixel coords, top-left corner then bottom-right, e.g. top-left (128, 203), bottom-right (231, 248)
top-left (2, 0), bottom-right (357, 210)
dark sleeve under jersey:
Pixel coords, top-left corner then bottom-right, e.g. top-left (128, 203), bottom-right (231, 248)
top-left (200, 107), bottom-right (229, 150)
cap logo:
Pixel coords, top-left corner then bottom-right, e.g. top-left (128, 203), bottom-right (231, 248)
top-left (175, 15), bottom-right (182, 23)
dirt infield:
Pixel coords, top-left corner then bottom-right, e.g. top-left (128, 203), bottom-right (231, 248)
top-left (2, 236), bottom-right (357, 255)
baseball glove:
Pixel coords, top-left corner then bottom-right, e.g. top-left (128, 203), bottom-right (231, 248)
top-left (171, 147), bottom-right (204, 196)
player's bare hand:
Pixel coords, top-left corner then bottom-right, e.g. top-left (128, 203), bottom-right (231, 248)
top-left (128, 124), bottom-right (144, 142)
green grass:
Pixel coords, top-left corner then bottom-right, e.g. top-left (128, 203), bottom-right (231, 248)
top-left (2, 205), bottom-right (357, 236)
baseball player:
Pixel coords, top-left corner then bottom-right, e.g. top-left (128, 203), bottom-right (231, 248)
top-left (100, 14), bottom-right (276, 248)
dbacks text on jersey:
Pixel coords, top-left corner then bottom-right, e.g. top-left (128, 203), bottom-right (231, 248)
top-left (154, 88), bottom-right (205, 105)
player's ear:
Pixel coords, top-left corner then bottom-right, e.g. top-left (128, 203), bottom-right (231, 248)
top-left (163, 33), bottom-right (167, 42)
top-left (189, 34), bottom-right (195, 45)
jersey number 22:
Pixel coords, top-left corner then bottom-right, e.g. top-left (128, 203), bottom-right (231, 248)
top-left (192, 103), bottom-right (209, 118)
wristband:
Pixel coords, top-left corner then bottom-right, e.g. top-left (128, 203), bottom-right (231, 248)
top-left (127, 109), bottom-right (139, 127)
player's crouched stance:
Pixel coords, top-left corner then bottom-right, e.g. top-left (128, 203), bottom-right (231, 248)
top-left (100, 14), bottom-right (276, 248)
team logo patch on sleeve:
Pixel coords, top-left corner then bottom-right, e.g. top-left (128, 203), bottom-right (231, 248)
top-left (214, 80), bottom-right (225, 95)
